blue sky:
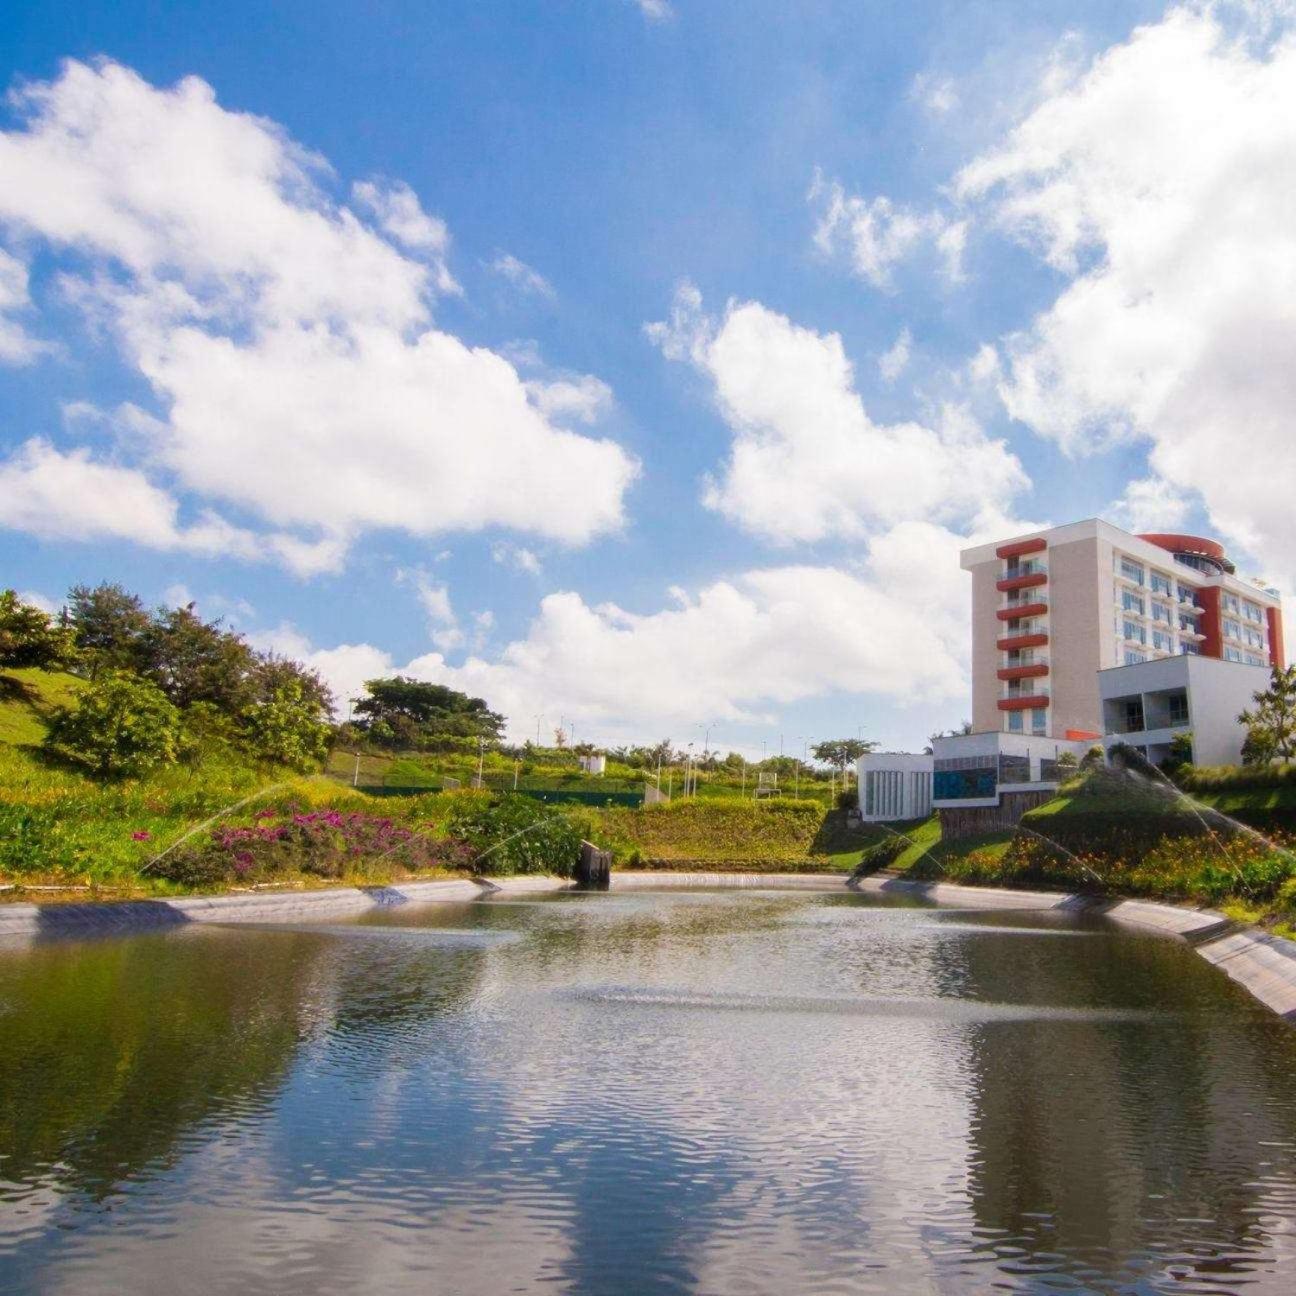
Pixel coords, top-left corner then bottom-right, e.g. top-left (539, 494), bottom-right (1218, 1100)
top-left (1, 0), bottom-right (1292, 755)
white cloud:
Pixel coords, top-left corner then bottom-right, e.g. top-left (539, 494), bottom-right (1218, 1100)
top-left (490, 252), bottom-right (554, 298)
top-left (525, 373), bottom-right (613, 424)
top-left (396, 567), bottom-right (463, 651)
top-left (491, 541), bottom-right (542, 575)
top-left (1108, 476), bottom-right (1191, 533)
top-left (634, 0), bottom-right (674, 21)
top-left (0, 60), bottom-right (637, 569)
top-left (0, 439), bottom-right (344, 575)
top-left (878, 327), bottom-right (912, 383)
top-left (955, 5), bottom-right (1296, 582)
top-left (352, 179), bottom-right (458, 294)
top-left (912, 73), bottom-right (958, 115)
top-left (647, 284), bottom-right (1028, 544)
top-left (810, 174), bottom-right (964, 288)
top-left (0, 248), bottom-right (48, 363)
top-left (17, 589), bottom-right (58, 614)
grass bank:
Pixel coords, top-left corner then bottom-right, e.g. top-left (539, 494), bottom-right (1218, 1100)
top-left (872, 767), bottom-right (1296, 937)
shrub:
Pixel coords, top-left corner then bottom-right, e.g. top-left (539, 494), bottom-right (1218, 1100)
top-left (849, 835), bottom-right (908, 879)
top-left (153, 810), bottom-right (477, 887)
top-left (43, 671), bottom-right (181, 778)
top-left (836, 787), bottom-right (859, 811)
top-left (444, 793), bottom-right (583, 876)
top-left (240, 679), bottom-right (331, 771)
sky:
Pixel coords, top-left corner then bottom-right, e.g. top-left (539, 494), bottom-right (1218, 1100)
top-left (1, 0), bottom-right (1294, 757)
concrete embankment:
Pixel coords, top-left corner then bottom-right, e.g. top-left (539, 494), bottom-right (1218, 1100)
top-left (2, 869), bottom-right (1294, 1025)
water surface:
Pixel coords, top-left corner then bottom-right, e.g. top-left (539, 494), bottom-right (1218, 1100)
top-left (2, 888), bottom-right (1295, 1294)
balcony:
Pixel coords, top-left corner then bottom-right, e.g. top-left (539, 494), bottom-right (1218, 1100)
top-left (997, 694), bottom-right (1049, 711)
top-left (996, 600), bottom-right (1048, 622)
top-left (997, 631), bottom-right (1048, 651)
top-left (1115, 570), bottom-right (1145, 590)
top-left (997, 663), bottom-right (1049, 682)
top-left (997, 570), bottom-right (1048, 593)
top-left (996, 538), bottom-right (1046, 560)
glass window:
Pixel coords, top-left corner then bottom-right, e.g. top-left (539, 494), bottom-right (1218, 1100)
top-left (1152, 629), bottom-right (1173, 651)
top-left (1123, 620), bottom-right (1146, 644)
top-left (1244, 601), bottom-right (1264, 623)
top-left (1125, 649), bottom-right (1147, 665)
top-left (1152, 601), bottom-right (1173, 624)
top-left (1224, 618), bottom-right (1242, 639)
top-left (1119, 558), bottom-right (1144, 584)
top-left (1121, 591), bottom-right (1145, 615)
top-left (1006, 710), bottom-right (1024, 734)
top-left (1224, 594), bottom-right (1241, 615)
top-left (1122, 699), bottom-right (1145, 730)
top-left (1179, 641), bottom-right (1200, 656)
top-left (1031, 708), bottom-right (1047, 735)
top-left (1245, 653), bottom-right (1265, 667)
top-left (1150, 573), bottom-right (1173, 596)
top-left (1225, 646), bottom-right (1244, 662)
top-left (1168, 694), bottom-right (1189, 725)
top-left (1179, 615), bottom-right (1198, 634)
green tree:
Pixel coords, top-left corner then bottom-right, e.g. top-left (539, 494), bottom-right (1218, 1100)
top-left (1238, 665), bottom-right (1296, 764)
top-left (811, 738), bottom-right (877, 778)
top-left (136, 604), bottom-right (258, 712)
top-left (241, 679), bottom-right (332, 771)
top-left (355, 676), bottom-right (505, 748)
top-left (44, 671), bottom-right (181, 778)
top-left (0, 590), bottom-right (76, 673)
top-left (64, 583), bottom-right (151, 677)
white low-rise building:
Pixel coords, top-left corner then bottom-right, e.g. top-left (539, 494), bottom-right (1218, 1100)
top-left (1099, 655), bottom-right (1269, 768)
top-left (857, 753), bottom-right (934, 822)
top-left (931, 732), bottom-right (1091, 810)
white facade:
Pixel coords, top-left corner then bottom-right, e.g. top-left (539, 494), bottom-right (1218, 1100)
top-left (857, 753), bottom-right (934, 822)
top-left (1099, 655), bottom-right (1269, 769)
top-left (578, 753), bottom-right (606, 776)
top-left (931, 732), bottom-right (1091, 809)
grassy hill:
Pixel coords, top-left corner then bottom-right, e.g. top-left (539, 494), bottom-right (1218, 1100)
top-left (0, 667), bottom-right (82, 748)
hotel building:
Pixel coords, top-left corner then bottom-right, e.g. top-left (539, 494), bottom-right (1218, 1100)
top-left (960, 521), bottom-right (1284, 743)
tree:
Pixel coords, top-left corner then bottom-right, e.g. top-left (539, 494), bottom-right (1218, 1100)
top-left (44, 671), bottom-right (180, 778)
top-left (811, 738), bottom-right (877, 778)
top-left (1238, 665), bottom-right (1296, 764)
top-left (253, 654), bottom-right (334, 717)
top-left (354, 676), bottom-right (505, 748)
top-left (136, 604), bottom-right (258, 712)
top-left (0, 590), bottom-right (76, 673)
top-left (64, 583), bottom-right (151, 677)
top-left (241, 679), bottom-right (332, 771)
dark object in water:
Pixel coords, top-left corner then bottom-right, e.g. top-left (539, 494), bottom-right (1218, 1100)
top-left (575, 841), bottom-right (611, 890)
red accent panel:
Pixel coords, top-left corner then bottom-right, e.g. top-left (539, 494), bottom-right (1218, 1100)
top-left (1196, 586), bottom-right (1222, 659)
top-left (997, 664), bottom-right (1048, 681)
top-left (1065, 728), bottom-right (1101, 741)
top-left (996, 537), bottom-right (1047, 559)
top-left (997, 695), bottom-right (1049, 711)
top-left (1138, 533), bottom-right (1226, 562)
top-left (997, 633), bottom-right (1048, 651)
top-left (996, 602), bottom-right (1048, 622)
top-left (1268, 605), bottom-right (1285, 668)
top-left (996, 572), bottom-right (1047, 593)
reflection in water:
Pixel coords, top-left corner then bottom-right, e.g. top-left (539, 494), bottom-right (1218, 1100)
top-left (0, 890), bottom-right (1294, 1294)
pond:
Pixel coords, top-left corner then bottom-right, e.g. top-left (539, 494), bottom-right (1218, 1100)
top-left (2, 887), bottom-right (1295, 1294)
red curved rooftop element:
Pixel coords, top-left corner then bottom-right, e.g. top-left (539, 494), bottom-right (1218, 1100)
top-left (1138, 533), bottom-right (1226, 561)
top-left (996, 537), bottom-right (1046, 559)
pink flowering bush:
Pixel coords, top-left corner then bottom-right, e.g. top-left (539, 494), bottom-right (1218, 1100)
top-left (153, 810), bottom-right (476, 888)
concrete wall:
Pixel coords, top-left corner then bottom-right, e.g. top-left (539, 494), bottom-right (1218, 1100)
top-left (858, 753), bottom-right (934, 822)
top-left (970, 559), bottom-right (1002, 734)
top-left (1047, 533), bottom-right (1105, 738)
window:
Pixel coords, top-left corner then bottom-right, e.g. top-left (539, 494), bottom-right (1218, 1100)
top-left (1121, 591), bottom-right (1145, 615)
top-left (1150, 572), bottom-right (1173, 596)
top-left (1179, 615), bottom-right (1198, 634)
top-left (1225, 646), bottom-right (1244, 663)
top-left (1168, 693), bottom-right (1189, 725)
top-left (1152, 629), bottom-right (1174, 652)
top-left (1006, 710), bottom-right (1024, 733)
top-left (999, 754), bottom-right (1030, 783)
top-left (1032, 708), bottom-right (1047, 735)
top-left (1152, 601), bottom-right (1173, 624)
top-left (1125, 650), bottom-right (1147, 665)
top-left (1119, 558), bottom-right (1144, 584)
top-left (1224, 594), bottom-right (1241, 615)
top-left (1039, 758), bottom-right (1060, 781)
top-left (1123, 620), bottom-right (1146, 644)
top-left (934, 764), bottom-right (997, 797)
top-left (1244, 601), bottom-right (1264, 624)
top-left (1224, 618), bottom-right (1242, 640)
top-left (1179, 641), bottom-right (1200, 656)
top-left (1245, 653), bottom-right (1266, 667)
top-left (1122, 699), bottom-right (1145, 731)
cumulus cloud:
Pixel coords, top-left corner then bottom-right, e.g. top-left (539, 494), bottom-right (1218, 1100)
top-left (810, 173), bottom-right (966, 287)
top-left (491, 541), bottom-right (542, 575)
top-left (1108, 476), bottom-right (1191, 534)
top-left (955, 5), bottom-right (1296, 581)
top-left (0, 60), bottom-right (636, 570)
top-left (646, 284), bottom-right (1028, 545)
top-left (0, 439), bottom-right (345, 575)
top-left (491, 252), bottom-right (555, 298)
